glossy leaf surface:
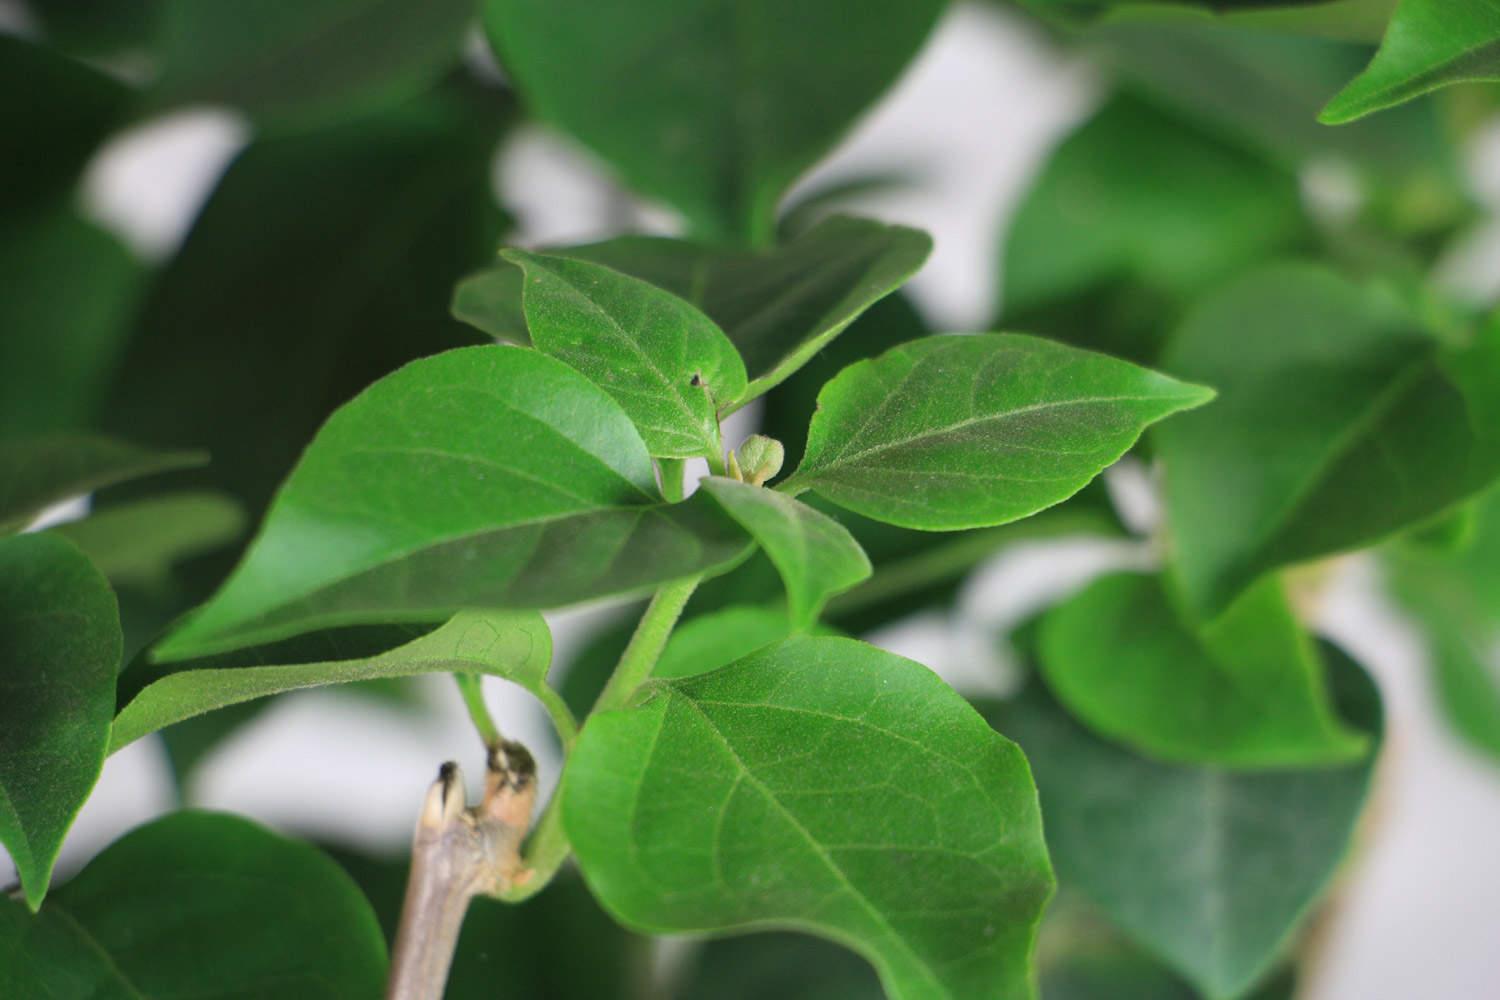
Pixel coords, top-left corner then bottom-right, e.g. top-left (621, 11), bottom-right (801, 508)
top-left (156, 346), bottom-right (749, 658)
top-left (985, 647), bottom-right (1380, 999)
top-left (701, 477), bottom-right (871, 629)
top-left (0, 435), bottom-right (202, 533)
top-left (0, 812), bottom-right (387, 997)
top-left (786, 333), bottom-right (1213, 530)
top-left (0, 534), bottom-right (120, 909)
top-left (1039, 572), bottom-right (1366, 767)
top-left (1158, 264), bottom-right (1500, 618)
top-left (483, 3), bottom-right (944, 242)
top-left (1322, 0), bottom-right (1500, 124)
top-left (114, 610), bottom-right (552, 752)
top-left (504, 250), bottom-right (746, 458)
top-left (456, 216), bottom-right (931, 401)
top-left (565, 636), bottom-right (1054, 1000)
top-left (148, 0), bottom-right (478, 131)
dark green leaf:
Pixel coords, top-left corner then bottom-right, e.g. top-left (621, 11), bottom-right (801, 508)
top-left (482, 2), bottom-right (945, 242)
top-left (1322, 0), bottom-right (1500, 124)
top-left (984, 645), bottom-right (1380, 999)
top-left (100, 92), bottom-right (505, 522)
top-left (564, 635), bottom-right (1055, 1000)
top-left (113, 610), bottom-right (553, 753)
top-left (0, 212), bottom-right (144, 437)
top-left (1157, 263), bottom-right (1500, 618)
top-left (0, 811), bottom-right (387, 997)
top-left (655, 605), bottom-right (835, 680)
top-left (455, 216), bottom-right (932, 401)
top-left (0, 533), bottom-right (120, 909)
top-left (52, 492), bottom-right (245, 588)
top-left (1039, 572), bottom-right (1366, 766)
top-left (147, 0), bottom-right (479, 131)
top-left (0, 35), bottom-right (130, 217)
top-left (154, 346), bottom-right (750, 658)
top-left (503, 250), bottom-right (747, 458)
top-left (0, 435), bottom-right (202, 534)
top-left (999, 92), bottom-right (1306, 365)
top-left (784, 333), bottom-right (1213, 531)
top-left (1036, 892), bottom-right (1197, 1000)
top-left (700, 478), bottom-right (870, 629)
top-left (678, 931), bottom-right (884, 1000)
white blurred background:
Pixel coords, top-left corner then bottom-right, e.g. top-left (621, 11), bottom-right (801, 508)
top-left (7, 4), bottom-right (1500, 997)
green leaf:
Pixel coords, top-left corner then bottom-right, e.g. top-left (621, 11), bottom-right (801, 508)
top-left (564, 635), bottom-right (1055, 1000)
top-left (678, 931), bottom-right (884, 1000)
top-left (1036, 892), bottom-right (1197, 1000)
top-left (0, 211), bottom-right (144, 437)
top-left (481, 2), bottom-right (945, 242)
top-left (0, 435), bottom-right (203, 534)
top-left (701, 478), bottom-right (871, 629)
top-left (52, 492), bottom-right (246, 588)
top-left (100, 92), bottom-right (506, 521)
top-left (655, 605), bottom-right (836, 680)
top-left (113, 610), bottom-right (553, 753)
top-left (1322, 0), bottom-right (1500, 124)
top-left (1157, 263), bottom-right (1500, 619)
top-left (999, 92), bottom-right (1306, 365)
top-left (147, 0), bottom-right (479, 131)
top-left (1384, 486), bottom-right (1500, 759)
top-left (155, 346), bottom-right (750, 659)
top-left (456, 216), bottom-right (932, 402)
top-left (983, 645), bottom-right (1380, 999)
top-left (1038, 572), bottom-right (1367, 767)
top-left (0, 533), bottom-right (120, 910)
top-left (503, 250), bottom-right (747, 458)
top-left (784, 333), bottom-right (1214, 531)
top-left (0, 811), bottom-right (387, 997)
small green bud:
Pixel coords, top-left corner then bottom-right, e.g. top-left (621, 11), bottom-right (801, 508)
top-left (732, 435), bottom-right (785, 486)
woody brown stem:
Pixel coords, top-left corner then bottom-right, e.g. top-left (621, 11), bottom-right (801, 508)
top-left (385, 742), bottom-right (538, 1000)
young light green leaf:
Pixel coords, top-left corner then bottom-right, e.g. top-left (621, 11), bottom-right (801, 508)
top-left (984, 645), bottom-right (1380, 999)
top-left (1039, 572), bottom-right (1367, 767)
top-left (564, 635), bottom-right (1055, 1000)
top-left (455, 216), bottom-right (932, 403)
top-left (482, 2), bottom-right (945, 242)
top-left (51, 492), bottom-right (245, 588)
top-left (784, 333), bottom-right (1214, 531)
top-left (113, 610), bottom-right (556, 753)
top-left (148, 0), bottom-right (476, 131)
top-left (0, 811), bottom-right (387, 997)
top-left (0, 533), bottom-right (120, 910)
top-left (503, 250), bottom-right (747, 459)
top-left (1322, 0), bottom-right (1500, 124)
top-left (1384, 487), bottom-right (1500, 760)
top-left (154, 346), bottom-right (751, 660)
top-left (1157, 264), bottom-right (1500, 619)
top-left (0, 434), bottom-right (204, 532)
top-left (700, 477), bottom-right (871, 629)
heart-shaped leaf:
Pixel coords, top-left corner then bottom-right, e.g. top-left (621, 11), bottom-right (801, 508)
top-left (564, 635), bottom-right (1055, 1000)
top-left (1157, 263), bottom-right (1500, 619)
top-left (113, 610), bottom-right (557, 753)
top-left (503, 250), bottom-right (747, 458)
top-left (0, 435), bottom-right (204, 533)
top-left (0, 811), bottom-right (387, 997)
top-left (0, 533), bottom-right (120, 909)
top-left (1322, 0), bottom-right (1500, 124)
top-left (783, 333), bottom-right (1214, 531)
top-left (482, 2), bottom-right (945, 242)
top-left (1038, 572), bottom-right (1367, 767)
top-left (147, 0), bottom-right (478, 131)
top-left (983, 645), bottom-right (1380, 999)
top-left (154, 345), bottom-right (751, 659)
top-left (455, 216), bottom-right (932, 402)
top-left (700, 477), bottom-right (870, 629)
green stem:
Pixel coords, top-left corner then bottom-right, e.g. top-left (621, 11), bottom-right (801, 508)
top-left (659, 458), bottom-right (686, 503)
top-left (453, 673), bottom-right (501, 747)
top-left (592, 574), bottom-right (702, 715)
top-left (706, 450), bottom-right (728, 478)
top-left (536, 685), bottom-right (580, 749)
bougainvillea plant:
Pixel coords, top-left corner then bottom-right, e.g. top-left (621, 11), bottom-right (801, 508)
top-left (5, 1), bottom-right (1500, 997)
